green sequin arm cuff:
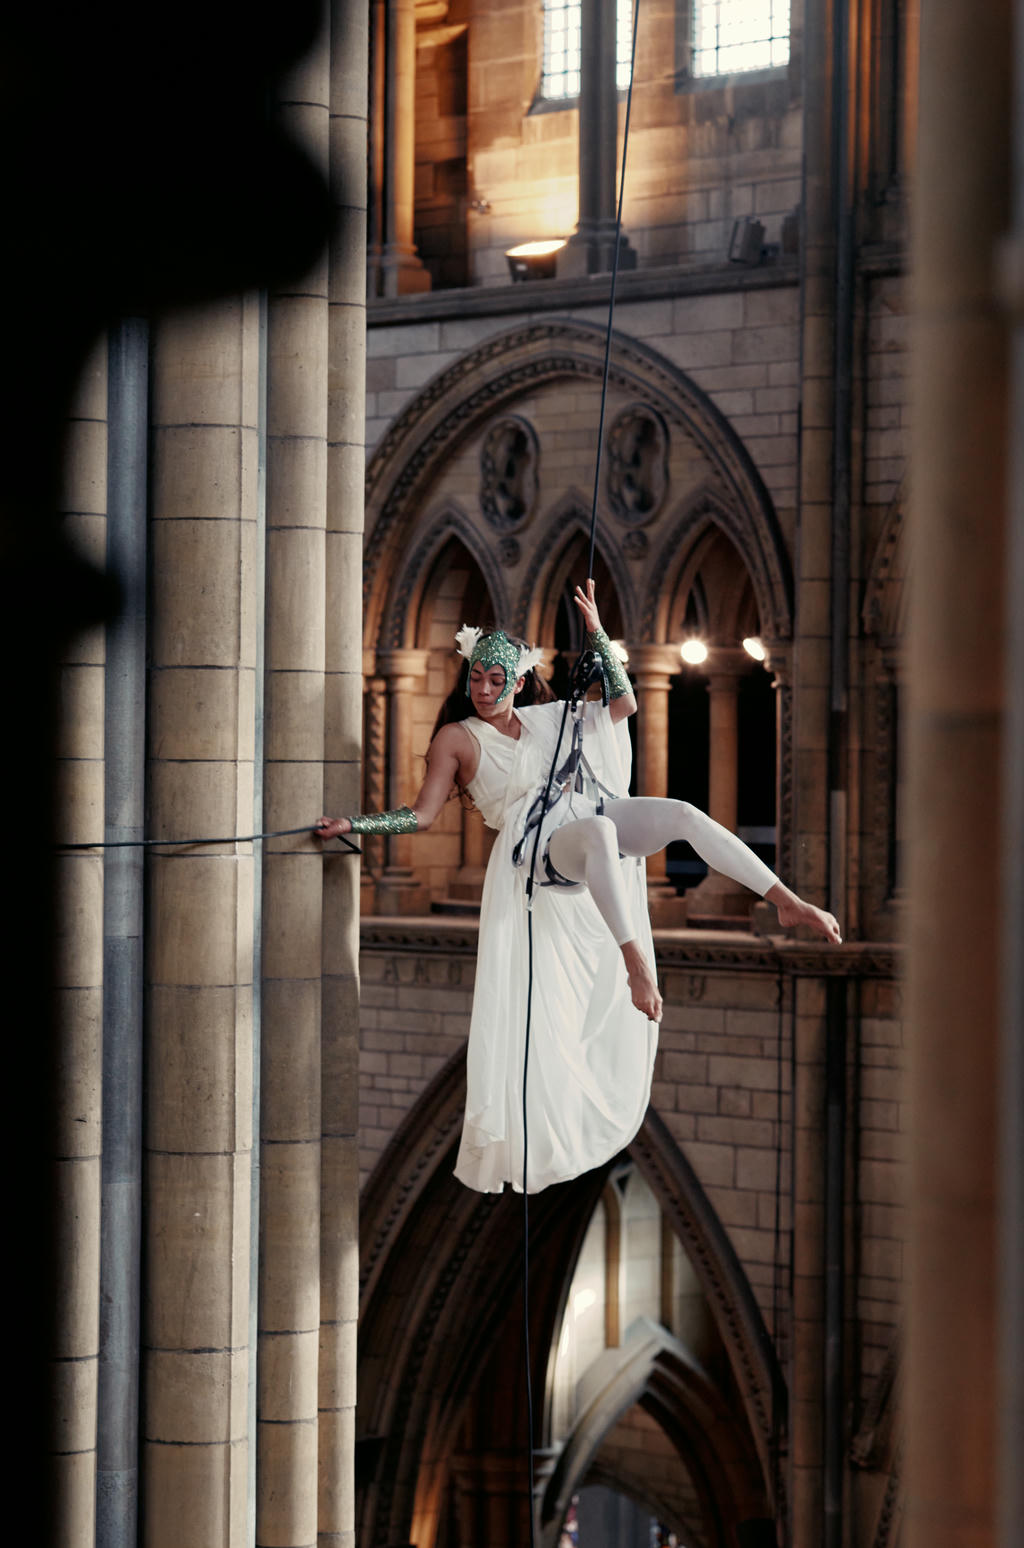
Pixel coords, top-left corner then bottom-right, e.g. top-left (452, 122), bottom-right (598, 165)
top-left (348, 805), bottom-right (418, 836)
top-left (589, 627), bottom-right (632, 700)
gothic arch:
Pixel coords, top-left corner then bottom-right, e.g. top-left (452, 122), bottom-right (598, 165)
top-left (358, 1048), bottom-right (786, 1547)
top-left (539, 1319), bottom-right (767, 1548)
top-left (517, 488), bottom-right (637, 643)
top-left (376, 499), bottom-right (509, 651)
top-left (647, 483), bottom-right (791, 644)
top-left (363, 320), bottom-right (793, 652)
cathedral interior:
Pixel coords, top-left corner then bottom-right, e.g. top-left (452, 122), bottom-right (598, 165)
top-left (11, 0), bottom-right (1023, 1546)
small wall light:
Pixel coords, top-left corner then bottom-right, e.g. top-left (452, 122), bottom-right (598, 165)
top-left (506, 239), bottom-right (567, 282)
top-left (742, 636), bottom-right (767, 661)
top-left (610, 639), bottom-right (629, 665)
top-left (680, 639), bottom-right (708, 666)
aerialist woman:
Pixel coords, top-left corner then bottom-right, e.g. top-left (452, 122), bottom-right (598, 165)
top-left (316, 582), bottom-right (840, 1194)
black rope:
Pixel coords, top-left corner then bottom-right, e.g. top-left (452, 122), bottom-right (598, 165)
top-left (57, 825), bottom-right (361, 854)
top-left (520, 3), bottom-right (642, 1541)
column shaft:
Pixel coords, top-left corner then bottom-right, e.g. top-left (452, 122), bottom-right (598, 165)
top-left (257, 20), bottom-right (332, 1543)
top-left (375, 649), bottom-right (429, 912)
top-left (906, 0), bottom-right (1010, 1545)
top-left (144, 298), bottom-right (262, 1548)
top-left (97, 317), bottom-right (149, 1548)
top-left (380, 0), bottom-right (430, 294)
top-left (558, 0), bottom-right (636, 277)
top-left (53, 335), bottom-right (108, 1548)
top-left (319, 0), bottom-right (369, 1536)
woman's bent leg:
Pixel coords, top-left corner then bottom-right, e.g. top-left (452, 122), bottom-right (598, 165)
top-left (547, 815), bottom-right (663, 1019)
top-left (547, 816), bottom-right (634, 943)
top-left (603, 797), bottom-right (777, 897)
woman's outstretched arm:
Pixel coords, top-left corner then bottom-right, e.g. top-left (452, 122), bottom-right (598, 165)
top-left (573, 579), bottom-right (637, 723)
top-left (315, 721), bottom-right (475, 839)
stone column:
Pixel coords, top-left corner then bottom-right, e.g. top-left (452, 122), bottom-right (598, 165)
top-left (905, 0), bottom-right (1010, 1545)
top-left (361, 666), bottom-right (389, 895)
top-left (52, 336), bottom-right (107, 1548)
top-left (378, 0), bottom-right (430, 295)
top-left (256, 18), bottom-right (331, 1542)
top-left (558, 0), bottom-right (636, 277)
top-left (319, 0), bottom-right (369, 1537)
top-left (375, 647), bottom-right (429, 914)
top-left (630, 644), bottom-right (686, 926)
top-left (688, 652), bottom-right (753, 919)
top-left (143, 298), bottom-right (262, 1548)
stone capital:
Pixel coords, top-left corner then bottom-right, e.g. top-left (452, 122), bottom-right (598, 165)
top-left (628, 642), bottom-right (681, 687)
top-left (376, 647), bottom-right (431, 682)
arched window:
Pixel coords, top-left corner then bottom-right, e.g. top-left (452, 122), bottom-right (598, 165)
top-left (541, 0), bottom-right (636, 102)
top-left (691, 0), bottom-right (791, 78)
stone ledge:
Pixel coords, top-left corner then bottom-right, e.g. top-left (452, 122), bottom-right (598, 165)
top-left (359, 914), bottom-right (900, 977)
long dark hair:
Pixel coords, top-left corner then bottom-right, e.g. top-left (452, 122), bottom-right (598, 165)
top-left (430, 631), bottom-right (556, 741)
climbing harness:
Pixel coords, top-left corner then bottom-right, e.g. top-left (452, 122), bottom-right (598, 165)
top-left (511, 652), bottom-right (615, 891)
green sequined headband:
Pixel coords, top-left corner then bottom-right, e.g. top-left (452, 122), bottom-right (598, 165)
top-left (455, 626), bottom-right (544, 704)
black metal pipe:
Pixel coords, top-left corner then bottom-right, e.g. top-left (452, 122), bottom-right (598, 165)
top-left (823, 976), bottom-right (847, 1548)
top-left (96, 317), bottom-right (148, 1548)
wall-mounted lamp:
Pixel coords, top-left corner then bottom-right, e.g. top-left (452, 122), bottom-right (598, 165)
top-left (680, 639), bottom-right (708, 666)
top-left (742, 636), bottom-right (766, 661)
top-left (506, 239), bottom-right (567, 282)
top-left (610, 639), bottom-right (629, 666)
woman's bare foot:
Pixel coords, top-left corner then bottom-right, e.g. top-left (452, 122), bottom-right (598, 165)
top-left (621, 940), bottom-right (663, 1021)
top-left (766, 882), bottom-right (842, 944)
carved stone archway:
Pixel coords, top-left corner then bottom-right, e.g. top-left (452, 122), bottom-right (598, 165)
top-left (363, 320), bottom-right (794, 655)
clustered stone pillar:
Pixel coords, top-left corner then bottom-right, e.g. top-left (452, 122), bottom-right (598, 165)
top-left (257, 17), bottom-right (331, 1541)
top-left (319, 0), bottom-right (369, 1535)
top-left (144, 297), bottom-right (263, 1548)
top-left (905, 0), bottom-right (1010, 1545)
top-left (52, 337), bottom-right (108, 1548)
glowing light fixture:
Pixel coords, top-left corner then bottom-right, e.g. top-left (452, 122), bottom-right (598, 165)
top-left (743, 635), bottom-right (767, 661)
top-left (610, 639), bottom-right (629, 665)
top-left (573, 1288), bottom-right (597, 1317)
top-left (505, 239), bottom-right (567, 282)
top-left (680, 639), bottom-right (709, 666)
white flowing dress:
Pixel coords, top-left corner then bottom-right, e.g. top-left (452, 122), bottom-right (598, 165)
top-left (453, 699), bottom-right (659, 1194)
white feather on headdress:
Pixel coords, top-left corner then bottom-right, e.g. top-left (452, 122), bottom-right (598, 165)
top-left (516, 645), bottom-right (545, 677)
top-left (454, 624), bottom-right (483, 660)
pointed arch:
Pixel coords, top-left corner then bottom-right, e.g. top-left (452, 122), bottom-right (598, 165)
top-left (648, 483), bottom-right (791, 645)
top-left (516, 489), bottom-right (636, 643)
top-left (358, 1048), bottom-right (786, 1547)
top-left (539, 1319), bottom-right (766, 1548)
top-left (376, 499), bottom-right (508, 651)
top-left (363, 320), bottom-right (793, 652)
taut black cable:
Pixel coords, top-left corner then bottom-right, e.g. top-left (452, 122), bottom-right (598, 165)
top-left (57, 825), bottom-right (361, 854)
top-left (519, 3), bottom-right (642, 1543)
